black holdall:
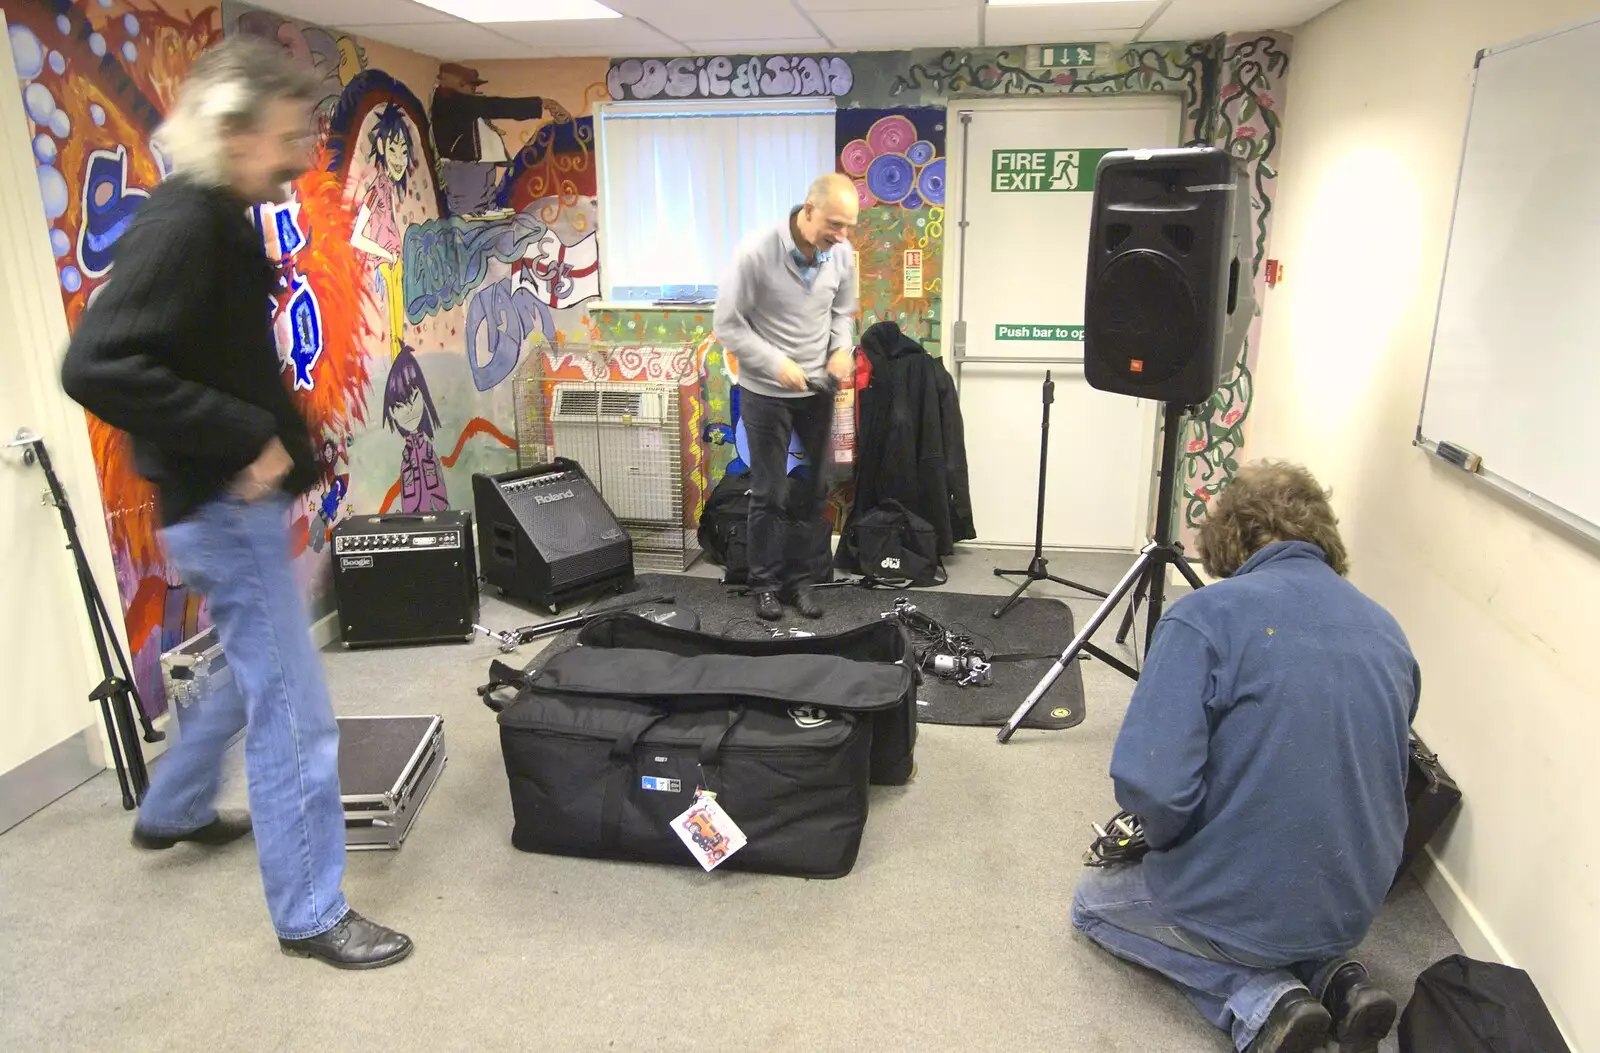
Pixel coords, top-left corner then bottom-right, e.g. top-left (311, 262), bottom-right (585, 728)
top-left (695, 470), bottom-right (752, 583)
top-left (695, 470), bottom-right (834, 588)
top-left (1398, 955), bottom-right (1570, 1052)
top-left (494, 615), bottom-right (918, 879)
top-left (838, 498), bottom-right (946, 587)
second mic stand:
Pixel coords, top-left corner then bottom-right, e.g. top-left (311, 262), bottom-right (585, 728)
top-left (993, 371), bottom-right (1109, 618)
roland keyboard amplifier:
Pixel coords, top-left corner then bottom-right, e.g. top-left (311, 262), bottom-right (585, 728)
top-left (472, 459), bottom-right (634, 613)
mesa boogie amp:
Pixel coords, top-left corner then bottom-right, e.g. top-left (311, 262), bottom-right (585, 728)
top-left (331, 511), bottom-right (479, 647)
top-left (472, 458), bottom-right (634, 613)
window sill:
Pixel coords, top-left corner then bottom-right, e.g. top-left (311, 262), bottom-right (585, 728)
top-left (587, 300), bottom-right (717, 315)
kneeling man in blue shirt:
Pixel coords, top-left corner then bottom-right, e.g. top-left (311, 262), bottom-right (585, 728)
top-left (1072, 461), bottom-right (1420, 1053)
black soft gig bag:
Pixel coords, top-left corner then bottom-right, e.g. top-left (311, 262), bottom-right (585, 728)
top-left (497, 617), bottom-right (916, 878)
top-left (573, 613), bottom-right (917, 785)
top-left (1399, 955), bottom-right (1570, 1053)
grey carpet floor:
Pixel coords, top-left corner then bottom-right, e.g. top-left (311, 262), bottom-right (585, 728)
top-left (0, 548), bottom-right (1459, 1053)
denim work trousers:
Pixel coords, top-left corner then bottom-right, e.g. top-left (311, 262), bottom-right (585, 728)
top-left (137, 493), bottom-right (349, 940)
top-left (1071, 863), bottom-right (1350, 1050)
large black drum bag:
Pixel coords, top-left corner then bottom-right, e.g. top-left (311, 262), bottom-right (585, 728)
top-left (572, 613), bottom-right (918, 785)
top-left (499, 639), bottom-right (913, 878)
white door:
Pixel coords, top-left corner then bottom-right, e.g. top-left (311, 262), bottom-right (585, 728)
top-left (0, 13), bottom-right (121, 830)
top-left (944, 96), bottom-right (1179, 549)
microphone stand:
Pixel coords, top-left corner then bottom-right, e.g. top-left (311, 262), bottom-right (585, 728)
top-left (9, 429), bottom-right (163, 809)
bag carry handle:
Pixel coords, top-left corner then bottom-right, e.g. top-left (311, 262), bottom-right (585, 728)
top-left (611, 710), bottom-right (672, 760)
top-left (698, 705), bottom-right (745, 767)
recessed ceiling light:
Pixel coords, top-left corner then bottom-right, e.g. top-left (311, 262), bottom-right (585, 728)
top-left (411, 0), bottom-right (621, 22)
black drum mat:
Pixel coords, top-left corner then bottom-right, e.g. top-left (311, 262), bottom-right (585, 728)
top-left (538, 572), bottom-right (1086, 731)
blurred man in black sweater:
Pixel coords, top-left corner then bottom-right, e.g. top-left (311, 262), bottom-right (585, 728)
top-left (61, 37), bottom-right (411, 970)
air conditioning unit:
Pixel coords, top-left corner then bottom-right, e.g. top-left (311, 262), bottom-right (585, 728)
top-left (549, 381), bottom-right (676, 523)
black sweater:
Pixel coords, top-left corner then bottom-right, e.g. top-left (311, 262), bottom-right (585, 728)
top-left (60, 178), bottom-right (318, 526)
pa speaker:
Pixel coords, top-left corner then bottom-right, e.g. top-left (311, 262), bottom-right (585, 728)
top-left (1083, 147), bottom-right (1257, 405)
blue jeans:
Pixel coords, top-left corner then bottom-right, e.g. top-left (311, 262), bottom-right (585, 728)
top-left (1071, 864), bottom-right (1349, 1050)
top-left (138, 493), bottom-right (349, 941)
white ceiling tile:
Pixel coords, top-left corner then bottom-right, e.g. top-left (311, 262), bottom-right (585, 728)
top-left (677, 37), bottom-right (835, 52)
top-left (629, 1), bottom-right (816, 37)
top-left (338, 21), bottom-right (528, 59)
top-left (1142, 0), bottom-right (1342, 39)
top-left (983, 1), bottom-right (1159, 47)
top-left (484, 17), bottom-right (684, 50)
top-left (799, 0), bottom-right (974, 10)
top-left (248, 0), bottom-right (457, 26)
top-left (810, 6), bottom-right (980, 49)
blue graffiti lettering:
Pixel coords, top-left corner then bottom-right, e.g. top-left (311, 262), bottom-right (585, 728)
top-left (465, 277), bottom-right (554, 392)
top-left (403, 212), bottom-right (547, 323)
top-left (77, 145), bottom-right (149, 278)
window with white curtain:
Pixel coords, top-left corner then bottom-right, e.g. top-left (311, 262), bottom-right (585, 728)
top-left (597, 99), bottom-right (835, 304)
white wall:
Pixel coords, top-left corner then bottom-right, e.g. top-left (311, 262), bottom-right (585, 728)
top-left (1252, 0), bottom-right (1600, 1047)
top-left (0, 12), bottom-right (129, 828)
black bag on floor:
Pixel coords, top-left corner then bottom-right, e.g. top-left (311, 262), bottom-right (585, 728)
top-left (1398, 955), bottom-right (1570, 1052)
top-left (696, 470), bottom-right (752, 583)
top-left (696, 470), bottom-right (834, 588)
top-left (574, 613), bottom-right (917, 786)
top-left (836, 498), bottom-right (945, 587)
top-left (496, 616), bottom-right (917, 878)
top-left (1394, 735), bottom-right (1462, 889)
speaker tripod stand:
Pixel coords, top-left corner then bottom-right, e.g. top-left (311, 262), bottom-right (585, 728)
top-left (992, 371), bottom-right (1108, 619)
top-left (996, 403), bottom-right (1207, 743)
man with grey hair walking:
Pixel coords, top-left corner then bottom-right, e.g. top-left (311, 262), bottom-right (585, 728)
top-left (713, 172), bottom-right (860, 620)
top-left (61, 37), bottom-right (412, 969)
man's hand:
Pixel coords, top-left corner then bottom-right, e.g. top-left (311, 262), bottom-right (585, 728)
top-left (777, 357), bottom-right (809, 391)
top-left (544, 99), bottom-right (573, 124)
top-left (827, 348), bottom-right (854, 384)
top-left (231, 437), bottom-right (292, 502)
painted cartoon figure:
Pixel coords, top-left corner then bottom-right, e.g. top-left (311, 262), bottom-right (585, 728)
top-left (382, 346), bottom-right (449, 512)
top-left (307, 437), bottom-right (351, 550)
top-left (350, 102), bottom-right (413, 359)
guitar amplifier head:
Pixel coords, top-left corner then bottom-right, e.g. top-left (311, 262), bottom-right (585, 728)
top-left (331, 510), bottom-right (480, 647)
top-left (472, 459), bottom-right (634, 612)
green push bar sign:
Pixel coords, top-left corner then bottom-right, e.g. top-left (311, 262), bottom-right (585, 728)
top-left (991, 148), bottom-right (1118, 192)
top-left (996, 324), bottom-right (1084, 341)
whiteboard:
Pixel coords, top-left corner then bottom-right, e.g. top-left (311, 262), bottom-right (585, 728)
top-left (1417, 14), bottom-right (1600, 541)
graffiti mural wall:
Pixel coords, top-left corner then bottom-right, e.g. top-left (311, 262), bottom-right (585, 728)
top-left (6, 8), bottom-right (1290, 717)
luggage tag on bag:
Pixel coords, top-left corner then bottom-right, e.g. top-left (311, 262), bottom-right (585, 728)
top-left (671, 789), bottom-right (747, 872)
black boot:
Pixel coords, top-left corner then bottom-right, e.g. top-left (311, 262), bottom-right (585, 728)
top-left (279, 910), bottom-right (413, 970)
top-left (791, 585), bottom-right (823, 619)
top-left (755, 591), bottom-right (782, 621)
top-left (1245, 989), bottom-right (1332, 1053)
top-left (1321, 962), bottom-right (1398, 1053)
top-left (132, 815), bottom-right (253, 850)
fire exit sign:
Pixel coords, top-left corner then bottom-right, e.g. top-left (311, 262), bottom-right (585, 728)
top-left (1037, 43), bottom-right (1099, 68)
top-left (991, 148), bottom-right (1119, 192)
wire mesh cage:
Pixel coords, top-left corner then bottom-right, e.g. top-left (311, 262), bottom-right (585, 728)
top-left (512, 347), bottom-right (701, 573)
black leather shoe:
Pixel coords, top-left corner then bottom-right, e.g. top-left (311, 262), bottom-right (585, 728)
top-left (791, 586), bottom-right (823, 619)
top-left (1321, 962), bottom-right (1398, 1053)
top-left (132, 815), bottom-right (253, 850)
top-left (755, 592), bottom-right (782, 621)
top-left (279, 910), bottom-right (413, 970)
top-left (1245, 989), bottom-right (1332, 1053)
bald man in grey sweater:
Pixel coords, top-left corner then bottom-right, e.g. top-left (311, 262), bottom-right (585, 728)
top-left (713, 174), bottom-right (860, 620)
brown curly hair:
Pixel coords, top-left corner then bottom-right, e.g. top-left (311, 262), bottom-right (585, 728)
top-left (1195, 461), bottom-right (1350, 578)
